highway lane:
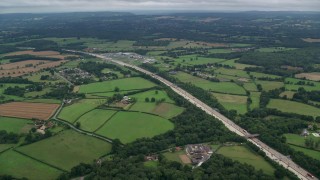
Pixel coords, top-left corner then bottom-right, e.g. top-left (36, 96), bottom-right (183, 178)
top-left (68, 50), bottom-right (317, 180)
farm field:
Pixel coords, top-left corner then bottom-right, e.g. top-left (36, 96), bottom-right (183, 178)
top-left (130, 90), bottom-right (174, 103)
top-left (0, 60), bottom-right (66, 77)
top-left (78, 77), bottom-right (156, 93)
top-left (295, 72), bottom-right (320, 81)
top-left (289, 145), bottom-right (320, 161)
top-left (0, 150), bottom-right (62, 180)
top-left (256, 47), bottom-right (296, 52)
top-left (0, 83), bottom-right (28, 102)
top-left (280, 91), bottom-right (295, 99)
top-left (76, 109), bottom-right (117, 132)
top-left (212, 93), bottom-right (248, 114)
top-left (285, 78), bottom-right (320, 91)
top-left (24, 88), bottom-right (52, 98)
top-left (217, 145), bottom-right (275, 175)
top-left (267, 99), bottom-right (320, 117)
top-left (174, 55), bottom-right (225, 65)
top-left (0, 117), bottom-right (33, 133)
top-left (173, 72), bottom-right (246, 95)
top-left (163, 150), bottom-right (189, 164)
top-left (255, 80), bottom-right (284, 91)
top-left (0, 102), bottom-right (60, 120)
top-left (23, 98), bottom-right (61, 104)
top-left (250, 92), bottom-right (261, 110)
top-left (130, 102), bottom-right (184, 119)
top-left (58, 99), bottom-right (104, 123)
top-left (284, 133), bottom-right (319, 150)
top-left (96, 111), bottom-right (174, 143)
top-left (17, 130), bottom-right (112, 171)
top-left (24, 71), bottom-right (65, 83)
top-left (243, 82), bottom-right (258, 92)
top-left (219, 59), bottom-right (256, 70)
top-left (250, 72), bottom-right (282, 79)
top-left (0, 144), bottom-right (13, 153)
top-left (215, 68), bottom-right (250, 78)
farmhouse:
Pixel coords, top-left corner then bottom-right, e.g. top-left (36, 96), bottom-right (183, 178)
top-left (186, 144), bottom-right (213, 166)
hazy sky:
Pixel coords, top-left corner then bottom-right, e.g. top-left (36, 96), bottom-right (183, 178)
top-left (1, 0), bottom-right (320, 13)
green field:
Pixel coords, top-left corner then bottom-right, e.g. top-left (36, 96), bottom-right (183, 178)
top-left (17, 130), bottom-right (112, 171)
top-left (76, 109), bottom-right (117, 132)
top-left (212, 93), bottom-right (248, 114)
top-left (256, 47), bottom-right (296, 53)
top-left (0, 144), bottom-right (13, 153)
top-left (163, 151), bottom-right (187, 164)
top-left (58, 99), bottom-right (105, 123)
top-left (289, 145), bottom-right (320, 160)
top-left (215, 68), bottom-right (250, 78)
top-left (0, 117), bottom-right (33, 133)
top-left (250, 92), bottom-right (261, 110)
top-left (96, 111), bottom-right (174, 143)
top-left (0, 150), bottom-right (62, 180)
top-left (243, 83), bottom-right (258, 92)
top-left (0, 83), bottom-right (28, 102)
top-left (267, 99), bottom-right (320, 117)
top-left (279, 91), bottom-right (295, 99)
top-left (174, 72), bottom-right (246, 95)
top-left (284, 133), bottom-right (319, 150)
top-left (130, 102), bottom-right (184, 119)
top-left (24, 88), bottom-right (52, 98)
top-left (217, 145), bottom-right (275, 175)
top-left (285, 78), bottom-right (320, 92)
top-left (250, 72), bottom-right (282, 79)
top-left (79, 77), bottom-right (156, 93)
top-left (130, 90), bottom-right (174, 103)
top-left (255, 80), bottom-right (284, 91)
top-left (218, 59), bottom-right (256, 70)
top-left (174, 55), bottom-right (225, 65)
top-left (24, 98), bottom-right (61, 104)
top-left (24, 71), bottom-right (65, 84)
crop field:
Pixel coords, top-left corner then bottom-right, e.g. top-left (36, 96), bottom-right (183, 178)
top-left (167, 40), bottom-right (227, 49)
top-left (295, 72), bottom-right (320, 81)
top-left (267, 99), bottom-right (320, 117)
top-left (255, 80), bottom-right (284, 91)
top-left (215, 68), bottom-right (250, 78)
top-left (58, 99), bottom-right (104, 123)
top-left (78, 77), bottom-right (156, 93)
top-left (0, 150), bottom-right (62, 180)
top-left (76, 109), bottom-right (117, 132)
top-left (96, 111), bottom-right (174, 143)
top-left (217, 145), bottom-right (275, 175)
top-left (0, 117), bottom-right (33, 133)
top-left (243, 82), bottom-right (258, 91)
top-left (212, 93), bottom-right (248, 114)
top-left (0, 60), bottom-right (66, 77)
top-left (17, 130), bottom-right (112, 171)
top-left (131, 90), bottom-right (174, 103)
top-left (0, 102), bottom-right (60, 120)
top-left (174, 72), bottom-right (246, 95)
top-left (250, 92), bottom-right (261, 110)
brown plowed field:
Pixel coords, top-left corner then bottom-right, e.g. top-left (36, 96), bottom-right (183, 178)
top-left (4, 50), bottom-right (77, 60)
top-left (0, 60), bottom-right (66, 77)
top-left (0, 102), bottom-right (60, 120)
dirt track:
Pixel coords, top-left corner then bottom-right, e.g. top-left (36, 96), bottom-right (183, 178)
top-left (0, 102), bottom-right (60, 120)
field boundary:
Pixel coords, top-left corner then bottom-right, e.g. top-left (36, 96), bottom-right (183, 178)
top-left (0, 146), bottom-right (13, 155)
top-left (13, 149), bottom-right (67, 172)
top-left (93, 111), bottom-right (118, 133)
top-left (288, 143), bottom-right (320, 153)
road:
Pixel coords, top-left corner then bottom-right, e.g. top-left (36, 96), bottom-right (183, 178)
top-left (51, 101), bottom-right (113, 144)
top-left (67, 50), bottom-right (317, 180)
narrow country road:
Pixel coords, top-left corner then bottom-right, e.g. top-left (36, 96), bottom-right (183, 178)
top-left (51, 102), bottom-right (113, 144)
top-left (67, 50), bottom-right (317, 180)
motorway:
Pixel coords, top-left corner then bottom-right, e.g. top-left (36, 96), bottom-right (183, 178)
top-left (68, 50), bottom-right (317, 180)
